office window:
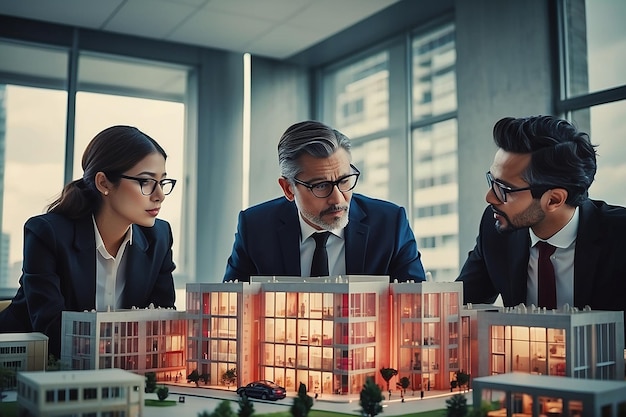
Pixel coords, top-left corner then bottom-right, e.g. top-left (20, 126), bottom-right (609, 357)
top-left (560, 0), bottom-right (626, 206)
top-left (411, 23), bottom-right (458, 283)
top-left (0, 83), bottom-right (66, 289)
top-left (562, 0), bottom-right (625, 96)
top-left (0, 40), bottom-right (190, 305)
top-left (321, 21), bottom-right (457, 281)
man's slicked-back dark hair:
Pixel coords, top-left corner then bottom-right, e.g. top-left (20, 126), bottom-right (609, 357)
top-left (493, 115), bottom-right (597, 206)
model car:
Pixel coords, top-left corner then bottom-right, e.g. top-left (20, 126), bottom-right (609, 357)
top-left (236, 380), bottom-right (287, 400)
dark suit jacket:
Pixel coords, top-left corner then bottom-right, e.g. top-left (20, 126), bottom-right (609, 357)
top-left (223, 193), bottom-right (425, 283)
top-left (456, 199), bottom-right (626, 315)
top-left (0, 213), bottom-right (176, 358)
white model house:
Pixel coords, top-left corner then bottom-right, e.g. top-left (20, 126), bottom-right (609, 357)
top-left (473, 372), bottom-right (626, 417)
top-left (0, 332), bottom-right (48, 388)
top-left (17, 368), bottom-right (144, 417)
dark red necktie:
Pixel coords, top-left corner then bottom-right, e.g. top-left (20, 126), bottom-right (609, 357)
top-left (536, 241), bottom-right (557, 309)
top-left (310, 232), bottom-right (330, 277)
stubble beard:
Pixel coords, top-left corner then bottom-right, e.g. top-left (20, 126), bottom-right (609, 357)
top-left (302, 205), bottom-right (350, 230)
top-left (493, 200), bottom-right (545, 234)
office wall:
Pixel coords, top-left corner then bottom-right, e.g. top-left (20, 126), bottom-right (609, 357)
top-left (248, 57), bottom-right (310, 206)
top-left (455, 0), bottom-right (554, 264)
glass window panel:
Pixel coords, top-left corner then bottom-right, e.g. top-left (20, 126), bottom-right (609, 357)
top-left (1, 85), bottom-right (66, 288)
top-left (323, 51), bottom-right (389, 138)
top-left (563, 0), bottom-right (626, 96)
top-left (0, 41), bottom-right (68, 83)
top-left (574, 100), bottom-right (626, 206)
top-left (412, 23), bottom-right (457, 121)
top-left (350, 137), bottom-right (389, 200)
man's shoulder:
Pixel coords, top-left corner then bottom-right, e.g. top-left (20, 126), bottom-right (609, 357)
top-left (352, 193), bottom-right (404, 212)
top-left (242, 196), bottom-right (295, 217)
top-left (585, 199), bottom-right (626, 222)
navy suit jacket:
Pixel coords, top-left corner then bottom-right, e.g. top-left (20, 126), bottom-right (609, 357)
top-left (0, 213), bottom-right (176, 358)
top-left (223, 193), bottom-right (425, 283)
top-left (456, 199), bottom-right (626, 316)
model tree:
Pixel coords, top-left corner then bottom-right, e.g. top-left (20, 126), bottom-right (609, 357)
top-left (455, 370), bottom-right (470, 392)
top-left (188, 369), bottom-right (200, 387)
top-left (379, 367), bottom-right (398, 399)
top-left (238, 393), bottom-right (254, 417)
top-left (445, 393), bottom-right (468, 417)
top-left (399, 376), bottom-right (410, 402)
top-left (199, 400), bottom-right (234, 417)
top-left (200, 372), bottom-right (210, 385)
top-left (156, 385), bottom-right (169, 401)
top-left (145, 372), bottom-right (157, 393)
top-left (222, 368), bottom-right (237, 389)
top-left (359, 376), bottom-right (383, 417)
top-left (290, 382), bottom-right (313, 417)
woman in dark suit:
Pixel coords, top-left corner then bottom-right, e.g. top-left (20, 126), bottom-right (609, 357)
top-left (0, 125), bottom-right (177, 358)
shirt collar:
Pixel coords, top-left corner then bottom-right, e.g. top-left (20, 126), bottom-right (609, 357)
top-left (298, 213), bottom-right (344, 243)
top-left (92, 215), bottom-right (133, 257)
top-left (529, 206), bottom-right (579, 248)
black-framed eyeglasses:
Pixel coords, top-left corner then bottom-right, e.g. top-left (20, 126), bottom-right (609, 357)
top-left (120, 175), bottom-right (177, 196)
top-left (486, 171), bottom-right (547, 203)
top-left (292, 164), bottom-right (360, 198)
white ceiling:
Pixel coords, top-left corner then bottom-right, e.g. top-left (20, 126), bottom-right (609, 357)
top-left (0, 0), bottom-right (401, 59)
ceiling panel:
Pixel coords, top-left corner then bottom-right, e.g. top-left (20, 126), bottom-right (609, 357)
top-left (0, 0), bottom-right (401, 59)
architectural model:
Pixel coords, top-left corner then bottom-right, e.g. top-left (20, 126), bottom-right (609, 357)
top-left (476, 305), bottom-right (625, 380)
top-left (0, 332), bottom-right (48, 388)
top-left (472, 372), bottom-right (626, 417)
top-left (187, 276), bottom-right (463, 394)
top-left (16, 368), bottom-right (144, 417)
top-left (60, 307), bottom-right (187, 381)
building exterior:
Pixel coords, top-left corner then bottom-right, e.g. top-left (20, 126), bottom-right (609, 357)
top-left (17, 368), bottom-right (144, 417)
top-left (459, 304), bottom-right (502, 384)
top-left (392, 281), bottom-right (463, 393)
top-left (473, 373), bottom-right (626, 417)
top-left (186, 276), bottom-right (464, 395)
top-left (60, 307), bottom-right (187, 380)
top-left (0, 332), bottom-right (48, 388)
top-left (186, 280), bottom-right (262, 388)
top-left (476, 306), bottom-right (625, 380)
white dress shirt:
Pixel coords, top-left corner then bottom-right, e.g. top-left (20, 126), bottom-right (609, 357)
top-left (527, 206), bottom-right (578, 308)
top-left (93, 216), bottom-right (133, 310)
top-left (298, 215), bottom-right (345, 277)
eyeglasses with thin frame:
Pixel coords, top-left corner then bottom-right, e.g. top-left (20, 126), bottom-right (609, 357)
top-left (292, 164), bottom-right (360, 198)
top-left (119, 174), bottom-right (177, 196)
top-left (486, 171), bottom-right (545, 203)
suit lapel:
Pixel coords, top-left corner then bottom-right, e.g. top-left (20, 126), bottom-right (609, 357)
top-left (345, 199), bottom-right (368, 273)
top-left (72, 217), bottom-right (97, 310)
top-left (506, 231), bottom-right (530, 306)
top-left (276, 201), bottom-right (302, 276)
top-left (122, 225), bottom-right (150, 307)
top-left (573, 200), bottom-right (602, 307)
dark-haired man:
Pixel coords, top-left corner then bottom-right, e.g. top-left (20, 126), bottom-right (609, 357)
top-left (457, 115), bottom-right (626, 322)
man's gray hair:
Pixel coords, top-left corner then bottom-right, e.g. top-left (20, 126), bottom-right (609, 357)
top-left (278, 120), bottom-right (352, 179)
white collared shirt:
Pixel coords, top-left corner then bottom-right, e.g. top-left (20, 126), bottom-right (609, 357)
top-left (93, 216), bottom-right (133, 310)
top-left (298, 214), bottom-right (345, 277)
top-left (527, 206), bottom-right (579, 308)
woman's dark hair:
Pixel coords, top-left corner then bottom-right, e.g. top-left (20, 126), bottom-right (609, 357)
top-left (47, 125), bottom-right (167, 218)
top-left (493, 115), bottom-right (597, 206)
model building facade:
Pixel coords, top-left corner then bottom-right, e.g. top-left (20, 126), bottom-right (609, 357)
top-left (0, 332), bottom-right (48, 388)
top-left (60, 307), bottom-right (187, 380)
top-left (17, 368), bottom-right (144, 417)
top-left (477, 306), bottom-right (625, 380)
top-left (187, 277), bottom-right (463, 394)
